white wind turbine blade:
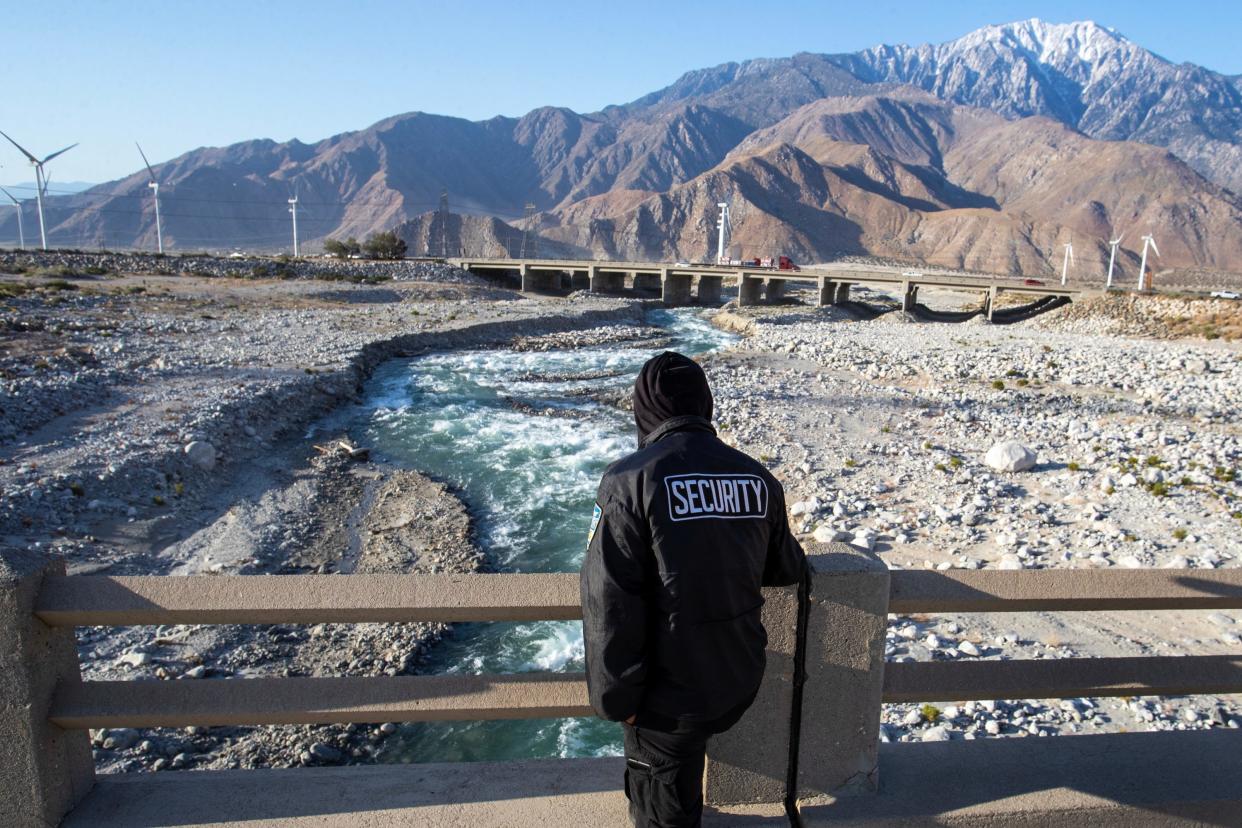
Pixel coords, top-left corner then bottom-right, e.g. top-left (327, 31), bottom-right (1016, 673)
top-left (1114, 231), bottom-right (1125, 245)
top-left (0, 130), bottom-right (39, 164)
top-left (40, 143), bottom-right (78, 164)
top-left (1149, 237), bottom-right (1160, 257)
top-left (1069, 245), bottom-right (1074, 266)
top-left (0, 186), bottom-right (18, 205)
top-left (136, 142), bottom-right (157, 182)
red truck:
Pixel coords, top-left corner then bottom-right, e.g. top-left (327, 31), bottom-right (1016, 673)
top-left (749, 256), bottom-right (801, 271)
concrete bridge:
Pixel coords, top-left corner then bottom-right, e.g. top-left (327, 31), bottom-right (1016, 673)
top-left (449, 258), bottom-right (1085, 320)
top-left (5, 545), bottom-right (1241, 826)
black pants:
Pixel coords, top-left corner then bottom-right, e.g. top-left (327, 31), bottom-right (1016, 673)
top-left (622, 722), bottom-right (711, 828)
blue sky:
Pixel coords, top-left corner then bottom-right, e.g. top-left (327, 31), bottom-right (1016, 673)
top-left (2, 0), bottom-right (1239, 185)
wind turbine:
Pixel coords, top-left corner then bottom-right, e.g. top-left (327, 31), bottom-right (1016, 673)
top-left (0, 187), bottom-right (24, 250)
top-left (0, 131), bottom-right (77, 250)
top-left (288, 191), bottom-right (299, 257)
top-left (136, 143), bottom-right (163, 254)
top-left (1106, 231), bottom-right (1124, 289)
top-left (1060, 238), bottom-right (1074, 286)
top-left (715, 202), bottom-right (731, 264)
top-left (1138, 233), bottom-right (1159, 291)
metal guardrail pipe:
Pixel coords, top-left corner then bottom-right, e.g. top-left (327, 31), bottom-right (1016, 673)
top-left (49, 673), bottom-right (592, 729)
top-left (889, 569), bottom-right (1242, 613)
top-left (882, 655), bottom-right (1242, 703)
top-left (34, 573), bottom-right (583, 626)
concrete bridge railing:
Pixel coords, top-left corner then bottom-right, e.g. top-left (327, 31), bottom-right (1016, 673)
top-left (4, 544), bottom-right (1242, 827)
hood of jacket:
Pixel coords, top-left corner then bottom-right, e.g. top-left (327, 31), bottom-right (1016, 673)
top-left (633, 351), bottom-right (714, 446)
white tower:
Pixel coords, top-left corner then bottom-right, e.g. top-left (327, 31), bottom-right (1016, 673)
top-left (1138, 233), bottom-right (1159, 291)
top-left (715, 202), bottom-right (730, 264)
top-left (0, 187), bottom-right (24, 250)
top-left (1, 131), bottom-right (77, 250)
top-left (1060, 239), bottom-right (1074, 286)
top-left (288, 195), bottom-right (299, 257)
top-left (1106, 232), bottom-right (1124, 289)
top-left (136, 143), bottom-right (163, 254)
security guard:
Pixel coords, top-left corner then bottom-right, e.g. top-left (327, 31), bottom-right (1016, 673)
top-left (581, 351), bottom-right (806, 827)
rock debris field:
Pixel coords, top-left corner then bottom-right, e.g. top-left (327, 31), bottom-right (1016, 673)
top-left (708, 300), bottom-right (1241, 743)
top-left (1, 262), bottom-right (1239, 771)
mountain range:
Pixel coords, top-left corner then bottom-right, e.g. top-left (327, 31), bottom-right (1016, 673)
top-left (4, 18), bottom-right (1240, 281)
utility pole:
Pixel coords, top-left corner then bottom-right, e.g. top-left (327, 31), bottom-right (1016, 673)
top-left (519, 202), bottom-right (537, 259)
top-left (437, 188), bottom-right (450, 258)
top-left (716, 202), bottom-right (730, 264)
top-left (288, 195), bottom-right (299, 257)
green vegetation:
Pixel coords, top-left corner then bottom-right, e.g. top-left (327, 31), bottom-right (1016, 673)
top-left (323, 237), bottom-right (362, 259)
top-left (1016, 378), bottom-right (1030, 387)
top-left (1067, 462), bottom-right (1080, 472)
top-left (923, 441), bottom-right (933, 450)
top-left (1172, 528), bottom-right (1188, 541)
top-left (1214, 466), bottom-right (1237, 484)
top-left (68, 482), bottom-right (85, 497)
top-left (362, 231), bottom-right (407, 260)
top-left (949, 456), bottom-right (962, 469)
top-left (920, 704), bottom-right (941, 722)
top-left (42, 279), bottom-right (78, 291)
top-left (844, 458), bottom-right (857, 468)
top-left (1146, 481), bottom-right (1170, 497)
top-left (991, 380), bottom-right (1005, 390)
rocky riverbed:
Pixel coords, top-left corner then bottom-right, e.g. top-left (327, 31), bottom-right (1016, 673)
top-left (2, 265), bottom-right (1239, 770)
top-left (704, 298), bottom-right (1241, 742)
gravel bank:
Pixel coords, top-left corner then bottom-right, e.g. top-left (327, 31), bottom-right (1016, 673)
top-left (705, 299), bottom-right (1241, 743)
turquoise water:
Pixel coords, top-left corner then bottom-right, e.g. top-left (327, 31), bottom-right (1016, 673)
top-left (339, 309), bottom-right (736, 763)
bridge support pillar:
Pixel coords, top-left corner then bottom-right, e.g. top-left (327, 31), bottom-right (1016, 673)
top-left (633, 272), bottom-right (661, 293)
top-left (737, 273), bottom-right (762, 307)
top-left (523, 272), bottom-right (558, 292)
top-left (706, 580), bottom-right (801, 805)
top-left (570, 270), bottom-right (590, 292)
top-left (588, 266), bottom-right (624, 294)
top-left (985, 286), bottom-right (999, 322)
top-left (661, 270), bottom-right (692, 306)
top-left (817, 277), bottom-right (834, 307)
top-left (901, 281), bottom-right (919, 314)
top-left (697, 275), bottom-right (723, 305)
top-left (764, 278), bottom-right (787, 303)
top-left (796, 543), bottom-right (890, 805)
top-left (834, 282), bottom-right (852, 304)
top-left (0, 549), bottom-right (95, 827)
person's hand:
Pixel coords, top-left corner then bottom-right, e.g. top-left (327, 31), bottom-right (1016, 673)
top-left (624, 714), bottom-right (637, 725)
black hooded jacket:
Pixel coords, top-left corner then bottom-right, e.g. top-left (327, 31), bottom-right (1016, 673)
top-left (580, 353), bottom-right (806, 729)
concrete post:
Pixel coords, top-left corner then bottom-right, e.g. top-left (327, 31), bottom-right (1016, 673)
top-left (590, 268), bottom-right (624, 294)
top-left (765, 279), bottom-right (787, 303)
top-left (697, 275), bottom-right (723, 305)
top-left (901, 282), bottom-right (918, 314)
top-left (834, 282), bottom-right (852, 304)
top-left (985, 286), bottom-right (998, 322)
top-left (738, 274), bottom-right (762, 307)
top-left (705, 583), bottom-right (800, 806)
top-left (797, 543), bottom-right (890, 806)
top-left (519, 263), bottom-right (534, 292)
top-left (633, 272), bottom-right (661, 293)
top-left (817, 277), bottom-right (834, 307)
top-left (1, 548), bottom-right (95, 827)
top-left (661, 270), bottom-right (692, 306)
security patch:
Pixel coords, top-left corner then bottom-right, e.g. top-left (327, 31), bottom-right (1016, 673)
top-left (664, 473), bottom-right (767, 521)
top-left (587, 502), bottom-right (603, 547)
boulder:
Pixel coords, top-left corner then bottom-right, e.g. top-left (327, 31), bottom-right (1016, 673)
top-left (184, 441), bottom-right (217, 471)
top-left (984, 441), bottom-right (1037, 473)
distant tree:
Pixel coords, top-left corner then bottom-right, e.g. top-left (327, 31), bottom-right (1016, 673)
top-left (362, 231), bottom-right (407, 260)
top-left (323, 236), bottom-right (361, 259)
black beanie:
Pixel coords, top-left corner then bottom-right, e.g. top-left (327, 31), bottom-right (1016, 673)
top-left (633, 352), bottom-right (714, 443)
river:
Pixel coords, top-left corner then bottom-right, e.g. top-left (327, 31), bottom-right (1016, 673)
top-left (337, 308), bottom-right (737, 763)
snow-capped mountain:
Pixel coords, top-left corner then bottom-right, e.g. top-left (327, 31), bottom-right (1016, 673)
top-left (838, 19), bottom-right (1242, 192)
